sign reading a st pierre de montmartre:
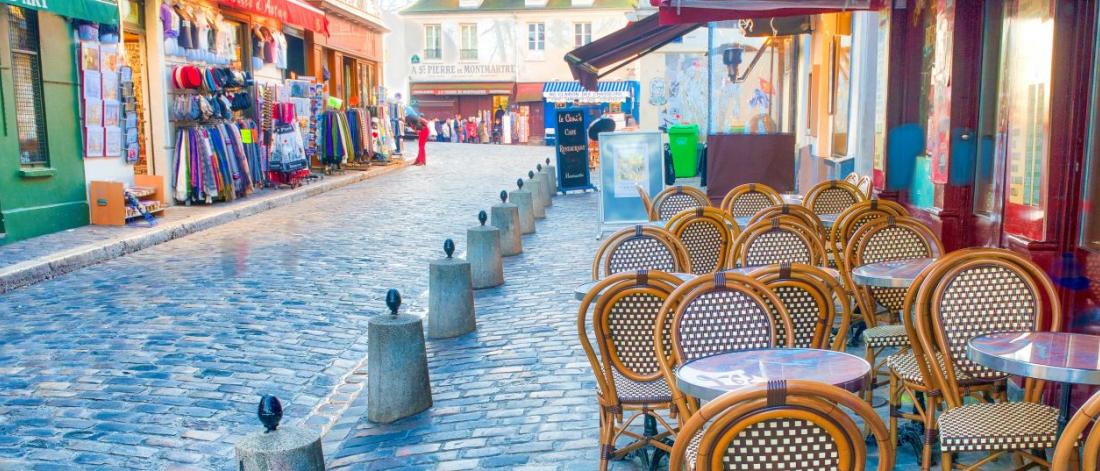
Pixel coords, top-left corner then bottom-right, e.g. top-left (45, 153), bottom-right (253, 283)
top-left (410, 63), bottom-right (517, 82)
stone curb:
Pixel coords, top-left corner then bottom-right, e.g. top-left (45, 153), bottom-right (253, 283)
top-left (0, 162), bottom-right (407, 295)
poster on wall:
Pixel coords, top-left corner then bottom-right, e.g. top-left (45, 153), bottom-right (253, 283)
top-left (85, 127), bottom-right (104, 157)
top-left (104, 128), bottom-right (122, 157)
top-left (599, 131), bottom-right (663, 233)
top-left (926, 0), bottom-right (954, 184)
top-left (81, 42), bottom-right (100, 71)
top-left (555, 109), bottom-right (594, 192)
top-left (84, 99), bottom-right (103, 127)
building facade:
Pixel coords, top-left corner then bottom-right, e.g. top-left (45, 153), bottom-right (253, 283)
top-left (398, 0), bottom-right (637, 142)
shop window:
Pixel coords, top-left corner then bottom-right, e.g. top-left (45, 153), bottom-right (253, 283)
top-left (528, 23), bottom-right (545, 51)
top-left (460, 24), bottom-right (478, 61)
top-left (285, 34), bottom-right (306, 78)
top-left (998, 0), bottom-right (1054, 241)
top-left (224, 19), bottom-right (245, 69)
top-left (831, 18), bottom-right (853, 157)
top-left (871, 10), bottom-right (890, 189)
top-left (708, 22), bottom-right (797, 135)
top-left (424, 24), bottom-right (442, 60)
top-left (7, 6), bottom-right (48, 168)
top-left (1080, 3), bottom-right (1100, 250)
top-left (575, 22), bottom-right (591, 47)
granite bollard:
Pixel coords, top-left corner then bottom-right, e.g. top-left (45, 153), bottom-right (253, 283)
top-left (468, 211), bottom-right (504, 289)
top-left (491, 190), bottom-right (522, 256)
top-left (545, 158), bottom-right (558, 195)
top-left (367, 290), bottom-right (432, 423)
top-left (235, 396), bottom-right (325, 471)
top-left (528, 170), bottom-right (547, 219)
top-left (428, 239), bottom-right (476, 338)
top-left (509, 179), bottom-right (535, 235)
top-left (537, 163), bottom-right (553, 207)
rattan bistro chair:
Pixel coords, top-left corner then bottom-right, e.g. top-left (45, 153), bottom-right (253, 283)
top-left (1053, 390), bottom-right (1100, 470)
top-left (728, 218), bottom-right (827, 269)
top-left (910, 249), bottom-right (1063, 470)
top-left (843, 217), bottom-right (943, 404)
top-left (654, 272), bottom-right (793, 421)
top-left (804, 180), bottom-right (866, 216)
top-left (829, 200), bottom-right (907, 271)
top-left (719, 183), bottom-right (783, 218)
top-left (669, 380), bottom-right (895, 471)
top-left (665, 208), bottom-right (739, 274)
top-left (856, 175), bottom-right (873, 198)
top-left (844, 172), bottom-right (861, 185)
top-left (578, 270), bottom-right (685, 471)
top-left (748, 204), bottom-right (827, 239)
top-left (637, 184), bottom-right (657, 221)
top-left (746, 263), bottom-right (853, 350)
top-left (592, 225), bottom-right (691, 280)
top-left (651, 186), bottom-right (710, 220)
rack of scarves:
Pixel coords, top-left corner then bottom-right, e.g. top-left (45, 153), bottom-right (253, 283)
top-left (318, 110), bottom-right (355, 170)
top-left (172, 120), bottom-right (264, 204)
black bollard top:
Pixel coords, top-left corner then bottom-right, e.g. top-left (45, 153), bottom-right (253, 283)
top-left (499, 190), bottom-right (508, 203)
top-left (537, 163), bottom-right (543, 172)
top-left (516, 178), bottom-right (524, 190)
top-left (528, 170), bottom-right (535, 179)
top-left (386, 288), bottom-right (401, 317)
top-left (444, 239), bottom-right (455, 258)
top-left (478, 210), bottom-right (487, 226)
top-left (258, 395), bottom-right (283, 433)
top-left (546, 158), bottom-right (551, 165)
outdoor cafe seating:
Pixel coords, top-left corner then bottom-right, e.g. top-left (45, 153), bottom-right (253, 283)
top-left (577, 178), bottom-right (1100, 470)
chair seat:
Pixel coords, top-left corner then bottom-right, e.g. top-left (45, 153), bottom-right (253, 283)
top-left (887, 351), bottom-right (994, 387)
top-left (612, 369), bottom-right (672, 405)
top-left (939, 402), bottom-right (1059, 452)
top-left (862, 324), bottom-right (908, 347)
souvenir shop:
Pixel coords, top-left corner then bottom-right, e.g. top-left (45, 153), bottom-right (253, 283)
top-left (160, 0), bottom-right (398, 206)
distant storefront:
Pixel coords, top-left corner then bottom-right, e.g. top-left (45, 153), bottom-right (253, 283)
top-left (542, 81), bottom-right (638, 146)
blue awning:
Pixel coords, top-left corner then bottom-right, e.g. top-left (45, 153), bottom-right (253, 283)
top-left (543, 81), bottom-right (633, 104)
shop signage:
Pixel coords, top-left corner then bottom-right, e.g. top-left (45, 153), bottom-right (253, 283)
top-left (555, 109), bottom-right (594, 193)
top-left (218, 0), bottom-right (330, 35)
top-left (0, 0), bottom-right (119, 24)
top-left (410, 63), bottom-right (516, 82)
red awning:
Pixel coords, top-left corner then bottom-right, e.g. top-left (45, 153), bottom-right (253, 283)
top-left (515, 83), bottom-right (544, 102)
top-left (220, 0), bottom-right (330, 35)
top-left (565, 14), bottom-right (699, 91)
top-left (411, 82), bottom-right (515, 96)
top-left (654, 0), bottom-right (887, 24)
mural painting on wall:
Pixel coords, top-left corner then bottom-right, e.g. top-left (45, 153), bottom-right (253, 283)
top-left (657, 53), bottom-right (708, 130)
top-left (926, 0), bottom-right (954, 184)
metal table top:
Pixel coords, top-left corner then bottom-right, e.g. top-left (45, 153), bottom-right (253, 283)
top-left (574, 273), bottom-right (696, 301)
top-left (969, 332), bottom-right (1100, 385)
top-left (819, 213), bottom-right (839, 229)
top-left (851, 258), bottom-right (936, 288)
top-left (676, 348), bottom-right (870, 401)
top-left (781, 193), bottom-right (804, 205)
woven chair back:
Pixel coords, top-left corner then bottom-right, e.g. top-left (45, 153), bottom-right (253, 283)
top-left (652, 186), bottom-right (710, 220)
top-left (636, 184), bottom-right (656, 221)
top-left (804, 180), bottom-right (865, 216)
top-left (829, 199), bottom-right (905, 270)
top-left (747, 263), bottom-right (852, 350)
top-left (856, 175), bottom-right (873, 198)
top-left (731, 218), bottom-right (826, 268)
top-left (720, 183), bottom-right (783, 218)
top-left (592, 225), bottom-right (690, 280)
top-left (846, 217), bottom-right (943, 323)
top-left (665, 208), bottom-right (738, 274)
top-left (669, 380), bottom-right (894, 471)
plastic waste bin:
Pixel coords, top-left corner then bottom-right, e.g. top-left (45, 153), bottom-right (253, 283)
top-left (668, 124), bottom-right (700, 178)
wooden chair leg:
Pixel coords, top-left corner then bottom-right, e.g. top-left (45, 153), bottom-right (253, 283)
top-left (941, 451), bottom-right (953, 470)
top-left (599, 409), bottom-right (612, 471)
top-left (921, 395), bottom-right (938, 471)
top-left (864, 344), bottom-right (876, 404)
top-left (888, 372), bottom-right (899, 448)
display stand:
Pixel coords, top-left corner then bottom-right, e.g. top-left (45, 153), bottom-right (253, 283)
top-left (597, 131), bottom-right (663, 238)
top-left (89, 175), bottom-right (167, 226)
top-left (554, 108), bottom-right (597, 194)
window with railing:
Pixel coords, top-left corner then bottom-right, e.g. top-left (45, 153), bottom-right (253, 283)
top-left (8, 6), bottom-right (48, 168)
top-left (424, 24), bottom-right (442, 60)
top-left (460, 24), bottom-right (478, 60)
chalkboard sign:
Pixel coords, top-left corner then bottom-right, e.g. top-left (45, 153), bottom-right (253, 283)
top-left (555, 109), bottom-right (594, 192)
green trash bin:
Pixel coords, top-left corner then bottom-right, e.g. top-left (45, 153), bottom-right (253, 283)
top-left (668, 124), bottom-right (700, 178)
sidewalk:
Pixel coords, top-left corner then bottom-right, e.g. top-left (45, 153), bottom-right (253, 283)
top-left (0, 162), bottom-right (406, 294)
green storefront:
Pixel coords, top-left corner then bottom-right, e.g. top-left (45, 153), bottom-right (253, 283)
top-left (0, 0), bottom-right (119, 243)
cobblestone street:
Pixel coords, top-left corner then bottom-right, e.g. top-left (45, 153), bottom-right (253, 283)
top-left (0, 143), bottom-right (596, 470)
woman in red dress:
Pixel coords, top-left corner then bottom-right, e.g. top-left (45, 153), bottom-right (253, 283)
top-left (413, 116), bottom-right (429, 166)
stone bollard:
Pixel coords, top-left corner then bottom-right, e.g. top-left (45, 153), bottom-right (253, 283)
top-left (491, 190), bottom-right (522, 256)
top-left (528, 170), bottom-right (547, 219)
top-left (428, 239), bottom-right (476, 338)
top-left (509, 179), bottom-right (535, 235)
top-left (537, 163), bottom-right (553, 207)
top-left (468, 210), bottom-right (504, 289)
top-left (235, 395), bottom-right (325, 471)
top-left (545, 158), bottom-right (558, 196)
top-left (367, 290), bottom-right (432, 423)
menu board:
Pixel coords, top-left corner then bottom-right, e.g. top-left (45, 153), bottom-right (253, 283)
top-left (599, 132), bottom-right (663, 228)
top-left (554, 109), bottom-right (593, 192)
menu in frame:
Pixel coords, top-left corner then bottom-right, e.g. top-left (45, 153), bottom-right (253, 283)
top-left (555, 109), bottom-right (594, 192)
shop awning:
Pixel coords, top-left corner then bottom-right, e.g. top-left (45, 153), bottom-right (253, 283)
top-left (1, 0), bottom-right (119, 24)
top-left (219, 0), bottom-right (330, 35)
top-left (654, 0), bottom-right (887, 24)
top-left (543, 81), bottom-right (633, 104)
top-left (515, 83), bottom-right (544, 102)
top-left (565, 14), bottom-right (698, 91)
top-left (411, 82), bottom-right (515, 96)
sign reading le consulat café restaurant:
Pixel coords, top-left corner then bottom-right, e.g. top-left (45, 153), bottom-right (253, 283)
top-left (410, 63), bottom-right (517, 82)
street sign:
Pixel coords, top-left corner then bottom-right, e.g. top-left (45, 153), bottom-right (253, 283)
top-left (554, 109), bottom-right (595, 193)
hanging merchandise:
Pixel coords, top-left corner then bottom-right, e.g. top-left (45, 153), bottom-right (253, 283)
top-left (318, 110), bottom-right (355, 172)
top-left (269, 102), bottom-right (310, 186)
top-left (172, 121), bottom-right (258, 204)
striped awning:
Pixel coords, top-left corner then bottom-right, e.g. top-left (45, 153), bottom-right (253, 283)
top-left (543, 81), bottom-right (632, 104)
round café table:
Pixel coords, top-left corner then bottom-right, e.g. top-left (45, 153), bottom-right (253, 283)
top-left (969, 331), bottom-right (1100, 436)
top-left (819, 213), bottom-right (840, 229)
top-left (676, 348), bottom-right (870, 401)
top-left (574, 273), bottom-right (696, 301)
top-left (851, 257), bottom-right (936, 288)
top-left (781, 193), bottom-right (804, 205)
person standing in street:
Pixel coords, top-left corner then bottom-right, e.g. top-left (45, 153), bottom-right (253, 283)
top-left (412, 115), bottom-right (429, 166)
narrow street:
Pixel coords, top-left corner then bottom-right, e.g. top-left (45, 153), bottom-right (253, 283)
top-left (0, 143), bottom-right (596, 470)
